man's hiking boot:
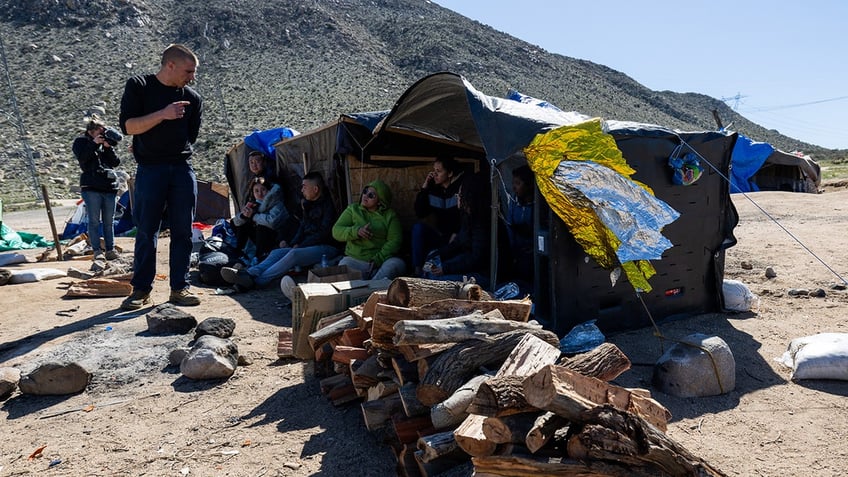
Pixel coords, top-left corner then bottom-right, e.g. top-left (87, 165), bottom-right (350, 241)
top-left (221, 267), bottom-right (255, 289)
top-left (169, 288), bottom-right (201, 306)
top-left (121, 290), bottom-right (151, 310)
top-left (105, 249), bottom-right (120, 260)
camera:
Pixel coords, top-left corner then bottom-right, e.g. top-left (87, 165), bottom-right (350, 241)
top-left (100, 127), bottom-right (123, 147)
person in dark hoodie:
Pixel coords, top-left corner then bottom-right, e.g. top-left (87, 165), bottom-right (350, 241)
top-left (411, 156), bottom-right (464, 276)
top-left (423, 172), bottom-right (496, 289)
top-left (221, 172), bottom-right (339, 288)
top-left (333, 179), bottom-right (405, 280)
top-left (72, 115), bottom-right (122, 262)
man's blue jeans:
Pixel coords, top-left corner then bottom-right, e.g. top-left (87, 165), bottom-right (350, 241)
top-left (131, 163), bottom-right (197, 293)
top-left (247, 244), bottom-right (339, 286)
top-left (81, 189), bottom-right (117, 253)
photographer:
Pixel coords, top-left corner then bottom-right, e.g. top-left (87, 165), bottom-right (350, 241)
top-left (72, 115), bottom-right (122, 261)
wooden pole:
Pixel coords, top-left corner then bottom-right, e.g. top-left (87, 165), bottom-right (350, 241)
top-left (41, 184), bottom-right (63, 261)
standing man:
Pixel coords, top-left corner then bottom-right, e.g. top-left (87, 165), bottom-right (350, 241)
top-left (119, 43), bottom-right (203, 310)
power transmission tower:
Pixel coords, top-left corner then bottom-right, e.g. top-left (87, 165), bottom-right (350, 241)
top-left (720, 93), bottom-right (747, 110)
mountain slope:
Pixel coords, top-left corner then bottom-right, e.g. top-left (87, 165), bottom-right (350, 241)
top-left (0, 0), bottom-right (840, 204)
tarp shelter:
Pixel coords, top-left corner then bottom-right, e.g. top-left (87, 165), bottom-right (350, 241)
top-left (225, 72), bottom-right (739, 335)
top-left (730, 134), bottom-right (820, 193)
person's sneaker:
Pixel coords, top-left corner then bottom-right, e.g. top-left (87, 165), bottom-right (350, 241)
top-left (169, 288), bottom-right (200, 306)
top-left (120, 290), bottom-right (151, 310)
top-left (221, 267), bottom-right (255, 289)
top-left (105, 249), bottom-right (120, 260)
top-left (93, 252), bottom-right (105, 261)
top-left (280, 275), bottom-right (297, 301)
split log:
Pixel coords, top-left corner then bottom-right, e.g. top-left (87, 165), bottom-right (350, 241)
top-left (328, 383), bottom-right (359, 405)
top-left (558, 342), bottom-right (631, 381)
top-left (340, 327), bottom-right (370, 347)
top-left (277, 329), bottom-right (294, 358)
top-left (454, 414), bottom-right (496, 457)
top-left (387, 277), bottom-right (491, 307)
top-left (467, 375), bottom-right (536, 417)
top-left (319, 373), bottom-right (350, 395)
top-left (431, 374), bottom-right (491, 429)
top-left (524, 364), bottom-right (671, 432)
top-left (367, 380), bottom-right (400, 401)
top-left (331, 345), bottom-right (369, 365)
top-left (398, 343), bottom-right (455, 362)
top-left (399, 382), bottom-right (429, 417)
top-left (567, 406), bottom-right (727, 476)
top-left (482, 413), bottom-right (540, 444)
top-left (361, 392), bottom-right (404, 431)
top-left (417, 430), bottom-right (461, 463)
top-left (314, 341), bottom-right (336, 363)
top-left (493, 333), bottom-right (561, 378)
top-left (414, 448), bottom-right (468, 477)
top-left (417, 329), bottom-right (559, 406)
top-left (394, 310), bottom-right (544, 346)
top-left (308, 313), bottom-right (357, 352)
top-left (525, 412), bottom-right (568, 453)
top-left (371, 299), bottom-right (533, 351)
top-left (350, 354), bottom-right (383, 389)
top-left (393, 414), bottom-right (435, 444)
top-left (64, 278), bottom-right (133, 297)
top-left (391, 354), bottom-right (421, 385)
top-left (362, 290), bottom-right (387, 322)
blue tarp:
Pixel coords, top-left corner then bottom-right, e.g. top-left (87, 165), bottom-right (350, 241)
top-left (729, 134), bottom-right (775, 193)
top-left (244, 127), bottom-right (298, 159)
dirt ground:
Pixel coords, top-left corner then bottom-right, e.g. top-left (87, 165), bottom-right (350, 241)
top-left (2, 188), bottom-right (848, 476)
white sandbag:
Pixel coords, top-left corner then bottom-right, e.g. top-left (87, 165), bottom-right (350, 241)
top-left (776, 333), bottom-right (848, 381)
top-left (0, 252), bottom-right (28, 267)
top-left (722, 279), bottom-right (759, 312)
top-left (8, 268), bottom-right (67, 284)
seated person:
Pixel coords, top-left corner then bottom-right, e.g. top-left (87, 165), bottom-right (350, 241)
top-left (411, 156), bottom-right (464, 276)
top-left (246, 150), bottom-right (278, 184)
top-left (230, 176), bottom-right (290, 261)
top-left (506, 165), bottom-right (535, 285)
top-left (423, 173), bottom-right (496, 289)
top-left (332, 179), bottom-right (405, 280)
top-left (221, 172), bottom-right (339, 289)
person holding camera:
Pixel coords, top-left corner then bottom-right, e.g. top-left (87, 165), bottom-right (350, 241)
top-left (411, 156), bottom-right (464, 276)
top-left (118, 43), bottom-right (202, 310)
top-left (72, 115), bottom-right (122, 262)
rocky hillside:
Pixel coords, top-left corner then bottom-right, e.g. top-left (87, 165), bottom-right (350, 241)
top-left (0, 0), bottom-right (842, 204)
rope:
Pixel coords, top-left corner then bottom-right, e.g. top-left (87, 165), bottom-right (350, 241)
top-left (678, 138), bottom-right (848, 286)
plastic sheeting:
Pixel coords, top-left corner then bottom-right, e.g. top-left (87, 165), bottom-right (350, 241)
top-left (525, 119), bottom-right (680, 292)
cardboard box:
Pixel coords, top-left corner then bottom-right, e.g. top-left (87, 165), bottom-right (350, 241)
top-left (307, 265), bottom-right (362, 284)
top-left (291, 279), bottom-right (391, 359)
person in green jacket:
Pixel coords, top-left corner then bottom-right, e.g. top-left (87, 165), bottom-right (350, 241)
top-left (332, 179), bottom-right (406, 280)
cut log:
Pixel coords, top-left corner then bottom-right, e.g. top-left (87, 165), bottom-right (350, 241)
top-left (525, 411), bottom-right (568, 453)
top-left (350, 354), bottom-right (383, 389)
top-left (482, 413), bottom-right (540, 444)
top-left (399, 382), bottom-right (429, 417)
top-left (394, 310), bottom-right (544, 346)
top-left (362, 290), bottom-right (387, 321)
top-left (558, 342), bottom-right (631, 381)
top-left (472, 454), bottom-right (653, 477)
top-left (398, 343), bottom-right (455, 362)
top-left (277, 329), bottom-right (294, 358)
top-left (391, 355), bottom-right (420, 386)
top-left (319, 373), bottom-right (350, 395)
top-left (493, 333), bottom-right (561, 378)
top-left (417, 329), bottom-right (560, 406)
top-left (361, 392), bottom-right (404, 431)
top-left (331, 345), bottom-right (369, 365)
top-left (308, 313), bottom-right (358, 352)
top-left (367, 380), bottom-right (400, 401)
top-left (567, 406), bottom-right (727, 477)
top-left (393, 413), bottom-right (435, 444)
top-left (314, 341), bottom-right (336, 363)
top-left (414, 448), bottom-right (468, 477)
top-left (417, 430), bottom-right (461, 463)
top-left (340, 327), bottom-right (370, 347)
top-left (431, 374), bottom-right (491, 430)
top-left (467, 375), bottom-right (535, 417)
top-left (64, 278), bottom-right (133, 297)
top-left (454, 414), bottom-right (496, 457)
top-left (387, 277), bottom-right (491, 307)
top-left (523, 364), bottom-right (671, 432)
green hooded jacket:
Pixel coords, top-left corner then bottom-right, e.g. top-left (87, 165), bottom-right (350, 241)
top-left (332, 179), bottom-right (403, 266)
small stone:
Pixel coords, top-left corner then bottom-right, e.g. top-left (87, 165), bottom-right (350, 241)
top-left (831, 283), bottom-right (847, 291)
top-left (787, 288), bottom-right (809, 296)
top-left (810, 288), bottom-right (826, 298)
top-left (740, 261), bottom-right (753, 270)
top-left (765, 267), bottom-right (777, 278)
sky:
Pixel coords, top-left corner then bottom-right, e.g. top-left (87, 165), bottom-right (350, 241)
top-left (434, 0), bottom-right (848, 150)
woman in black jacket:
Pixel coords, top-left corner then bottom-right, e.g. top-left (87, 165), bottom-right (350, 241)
top-left (72, 116), bottom-right (121, 261)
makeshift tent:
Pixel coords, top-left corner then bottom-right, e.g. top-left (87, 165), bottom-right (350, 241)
top-left (730, 134), bottom-right (820, 193)
top-left (224, 72), bottom-right (739, 335)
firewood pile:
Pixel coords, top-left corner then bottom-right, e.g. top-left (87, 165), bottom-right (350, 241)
top-left (303, 277), bottom-right (727, 476)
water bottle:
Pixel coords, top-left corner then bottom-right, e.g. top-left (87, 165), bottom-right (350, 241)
top-left (321, 254), bottom-right (329, 268)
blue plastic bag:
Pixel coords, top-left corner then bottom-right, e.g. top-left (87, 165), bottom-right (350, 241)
top-left (559, 319), bottom-right (605, 354)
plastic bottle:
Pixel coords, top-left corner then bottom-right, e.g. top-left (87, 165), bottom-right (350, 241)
top-left (321, 254), bottom-right (329, 268)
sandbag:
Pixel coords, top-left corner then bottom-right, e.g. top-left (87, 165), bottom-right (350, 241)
top-left (8, 268), bottom-right (67, 284)
top-left (777, 333), bottom-right (848, 381)
top-left (722, 279), bottom-right (758, 312)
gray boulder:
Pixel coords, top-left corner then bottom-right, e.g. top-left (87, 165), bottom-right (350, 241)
top-left (19, 362), bottom-right (91, 395)
top-left (0, 367), bottom-right (22, 400)
top-left (180, 335), bottom-right (239, 380)
top-left (653, 333), bottom-right (735, 398)
top-left (146, 303), bottom-right (197, 335)
top-left (194, 317), bottom-right (236, 340)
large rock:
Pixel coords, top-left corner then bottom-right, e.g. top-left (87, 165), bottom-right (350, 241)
top-left (194, 317), bottom-right (236, 340)
top-left (19, 362), bottom-right (91, 395)
top-left (180, 335), bottom-right (238, 380)
top-left (652, 333), bottom-right (735, 398)
top-left (145, 303), bottom-right (197, 335)
top-left (0, 367), bottom-right (22, 400)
